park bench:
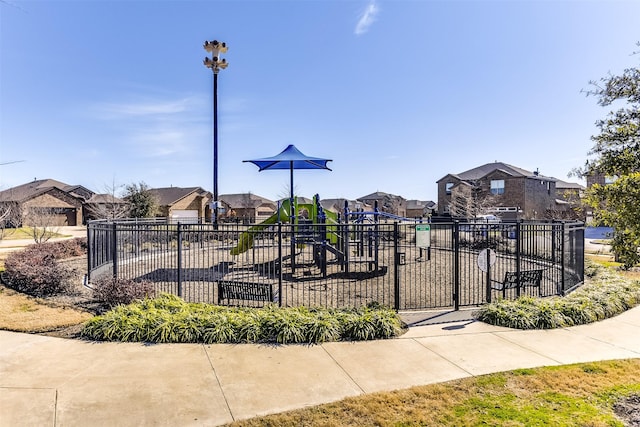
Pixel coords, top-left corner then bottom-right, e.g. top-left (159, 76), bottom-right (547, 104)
top-left (217, 280), bottom-right (277, 305)
top-left (491, 269), bottom-right (543, 298)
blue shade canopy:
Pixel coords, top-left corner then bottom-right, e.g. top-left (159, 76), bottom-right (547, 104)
top-left (243, 144), bottom-right (332, 171)
top-left (244, 145), bottom-right (332, 220)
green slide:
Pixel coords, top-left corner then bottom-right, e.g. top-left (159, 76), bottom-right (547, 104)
top-left (230, 197), bottom-right (338, 255)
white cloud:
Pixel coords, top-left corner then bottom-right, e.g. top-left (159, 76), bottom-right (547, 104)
top-left (95, 97), bottom-right (199, 119)
top-left (130, 129), bottom-right (188, 157)
top-left (355, 1), bottom-right (379, 36)
top-left (87, 94), bottom-right (211, 158)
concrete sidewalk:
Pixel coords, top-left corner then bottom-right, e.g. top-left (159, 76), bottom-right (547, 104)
top-left (0, 226), bottom-right (87, 254)
top-left (1, 307), bottom-right (639, 427)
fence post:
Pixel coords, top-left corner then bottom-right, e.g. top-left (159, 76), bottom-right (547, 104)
top-left (485, 249), bottom-right (492, 304)
top-left (516, 220), bottom-right (522, 298)
top-left (560, 222), bottom-right (566, 295)
top-left (393, 222), bottom-right (400, 311)
top-left (278, 222), bottom-right (283, 307)
top-left (86, 223), bottom-right (92, 282)
top-left (177, 222), bottom-right (182, 298)
top-left (111, 221), bottom-right (118, 279)
top-left (453, 221), bottom-right (460, 311)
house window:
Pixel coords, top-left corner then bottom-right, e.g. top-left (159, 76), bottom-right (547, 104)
top-left (445, 182), bottom-right (454, 195)
top-left (490, 179), bottom-right (505, 195)
top-left (605, 176), bottom-right (617, 184)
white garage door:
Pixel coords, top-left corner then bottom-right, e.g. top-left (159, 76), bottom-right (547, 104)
top-left (170, 210), bottom-right (199, 224)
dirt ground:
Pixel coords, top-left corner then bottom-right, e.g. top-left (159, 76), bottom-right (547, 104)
top-left (613, 393), bottom-right (640, 427)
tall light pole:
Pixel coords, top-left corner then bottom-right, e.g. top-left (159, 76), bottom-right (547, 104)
top-left (203, 39), bottom-right (228, 225)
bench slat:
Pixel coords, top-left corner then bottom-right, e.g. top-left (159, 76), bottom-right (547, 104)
top-left (491, 269), bottom-right (542, 291)
top-left (218, 281), bottom-right (274, 304)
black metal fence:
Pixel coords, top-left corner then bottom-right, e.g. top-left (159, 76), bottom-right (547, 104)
top-left (87, 219), bottom-right (584, 311)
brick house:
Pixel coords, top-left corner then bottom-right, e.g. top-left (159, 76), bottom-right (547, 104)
top-left (551, 179), bottom-right (586, 220)
top-left (148, 187), bottom-right (212, 223)
top-left (357, 192), bottom-right (407, 217)
top-left (406, 200), bottom-right (436, 219)
top-left (0, 179), bottom-right (93, 226)
top-left (218, 193), bottom-right (277, 223)
top-left (320, 198), bottom-right (372, 216)
top-left (436, 162), bottom-right (579, 220)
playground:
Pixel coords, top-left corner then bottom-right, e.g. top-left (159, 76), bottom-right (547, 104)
top-left (86, 144), bottom-right (584, 311)
top-left (87, 199), bottom-right (584, 311)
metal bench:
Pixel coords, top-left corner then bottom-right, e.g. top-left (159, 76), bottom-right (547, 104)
top-left (217, 280), bottom-right (276, 305)
top-left (491, 269), bottom-right (543, 297)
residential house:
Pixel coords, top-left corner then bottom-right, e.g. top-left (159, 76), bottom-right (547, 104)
top-left (0, 179), bottom-right (94, 226)
top-left (551, 179), bottom-right (586, 220)
top-left (320, 198), bottom-right (372, 216)
top-left (436, 162), bottom-right (580, 220)
top-left (406, 200), bottom-right (437, 219)
top-left (218, 193), bottom-right (277, 223)
top-left (148, 187), bottom-right (212, 223)
top-left (357, 192), bottom-right (407, 217)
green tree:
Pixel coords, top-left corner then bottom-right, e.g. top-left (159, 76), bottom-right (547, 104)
top-left (124, 182), bottom-right (158, 218)
top-left (580, 46), bottom-right (640, 268)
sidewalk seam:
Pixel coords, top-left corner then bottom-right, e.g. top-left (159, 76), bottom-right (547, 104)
top-left (53, 388), bottom-right (58, 427)
top-left (488, 331), bottom-right (564, 365)
top-left (202, 344), bottom-right (235, 423)
top-left (412, 338), bottom-right (476, 378)
top-left (563, 324), bottom-right (640, 356)
top-left (319, 345), bottom-right (366, 395)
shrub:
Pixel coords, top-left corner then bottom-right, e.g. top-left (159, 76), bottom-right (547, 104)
top-left (475, 260), bottom-right (640, 329)
top-left (3, 248), bottom-right (75, 296)
top-left (92, 276), bottom-right (156, 307)
top-left (14, 238), bottom-right (87, 260)
top-left (80, 295), bottom-right (404, 344)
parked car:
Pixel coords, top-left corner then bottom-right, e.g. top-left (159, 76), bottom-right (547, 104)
top-left (475, 214), bottom-right (501, 223)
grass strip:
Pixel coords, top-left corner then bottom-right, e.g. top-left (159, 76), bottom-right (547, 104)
top-left (226, 359), bottom-right (640, 426)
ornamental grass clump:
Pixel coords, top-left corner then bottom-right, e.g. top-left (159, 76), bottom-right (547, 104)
top-left (80, 294), bottom-right (404, 344)
top-left (475, 260), bottom-right (640, 329)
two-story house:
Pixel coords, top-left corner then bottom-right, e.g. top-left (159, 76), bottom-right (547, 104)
top-left (436, 162), bottom-right (566, 220)
top-left (357, 192), bottom-right (407, 217)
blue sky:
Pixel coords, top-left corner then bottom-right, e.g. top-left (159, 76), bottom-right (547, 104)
top-left (1, 0), bottom-right (639, 202)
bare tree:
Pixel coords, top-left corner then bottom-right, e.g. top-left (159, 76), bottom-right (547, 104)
top-left (22, 207), bottom-right (61, 243)
top-left (379, 194), bottom-right (405, 217)
top-left (449, 182), bottom-right (496, 220)
top-left (0, 203), bottom-right (21, 240)
top-left (240, 192), bottom-right (255, 222)
top-left (86, 180), bottom-right (130, 220)
top-left (544, 189), bottom-right (586, 221)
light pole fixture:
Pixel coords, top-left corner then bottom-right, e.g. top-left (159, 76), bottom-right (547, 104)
top-left (203, 39), bottom-right (228, 224)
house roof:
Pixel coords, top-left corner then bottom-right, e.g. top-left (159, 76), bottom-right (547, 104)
top-left (553, 179), bottom-right (585, 190)
top-left (148, 187), bottom-right (211, 206)
top-left (0, 179), bottom-right (92, 203)
top-left (220, 193), bottom-right (275, 209)
top-left (406, 200), bottom-right (436, 210)
top-left (320, 198), bottom-right (371, 212)
top-left (87, 194), bottom-right (126, 204)
top-left (358, 191), bottom-right (403, 200)
top-left (437, 162), bottom-right (555, 183)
